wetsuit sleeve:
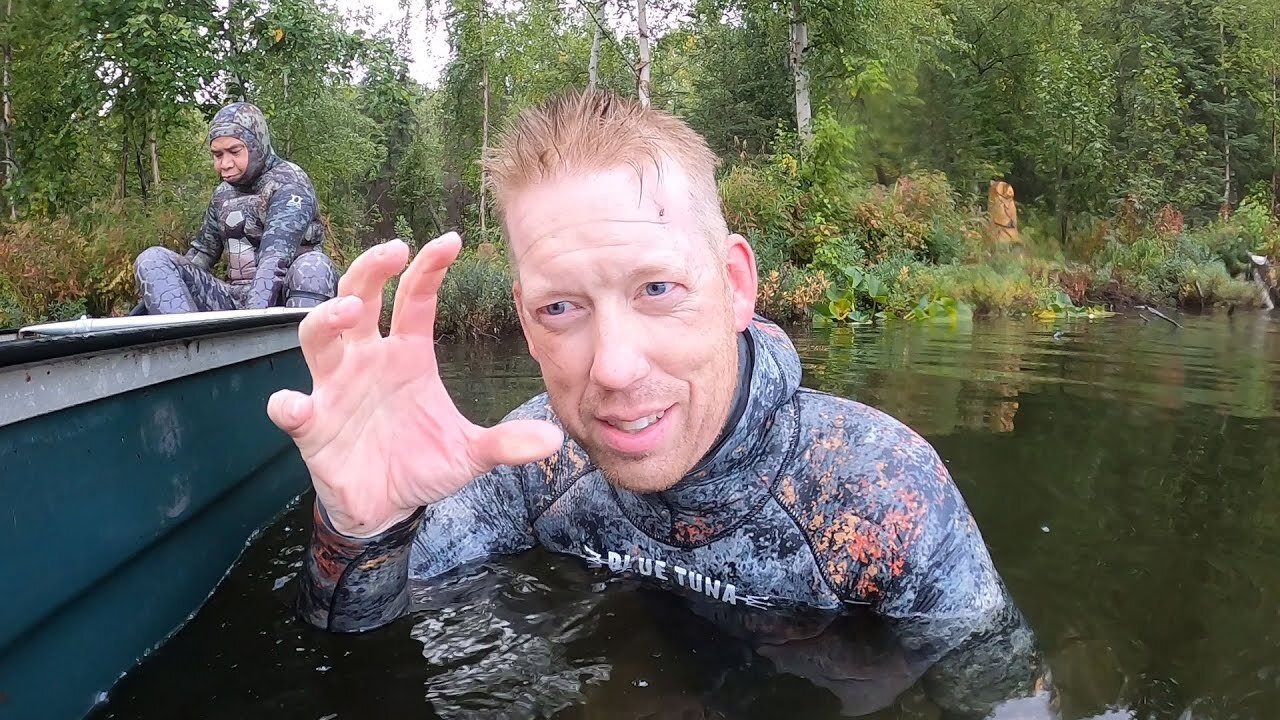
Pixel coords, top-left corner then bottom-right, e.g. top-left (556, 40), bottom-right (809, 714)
top-left (296, 499), bottom-right (426, 633)
top-left (185, 191), bottom-right (225, 269)
top-left (904, 596), bottom-right (1055, 719)
top-left (783, 395), bottom-right (997, 613)
top-left (784, 394), bottom-right (1054, 717)
top-left (246, 181), bottom-right (315, 309)
top-left (296, 465), bottom-right (535, 633)
top-left (847, 425), bottom-right (1054, 717)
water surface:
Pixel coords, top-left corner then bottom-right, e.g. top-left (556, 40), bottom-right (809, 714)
top-left (89, 313), bottom-right (1280, 719)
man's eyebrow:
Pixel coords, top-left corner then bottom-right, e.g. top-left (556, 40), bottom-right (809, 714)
top-left (521, 258), bottom-right (686, 298)
top-left (624, 260), bottom-right (687, 279)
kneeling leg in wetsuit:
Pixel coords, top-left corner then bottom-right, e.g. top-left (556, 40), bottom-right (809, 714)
top-left (133, 246), bottom-right (240, 315)
top-left (133, 246), bottom-right (340, 314)
top-left (281, 251), bottom-right (340, 308)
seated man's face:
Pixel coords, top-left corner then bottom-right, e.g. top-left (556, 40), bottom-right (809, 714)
top-left (211, 137), bottom-right (249, 183)
top-left (505, 159), bottom-right (758, 493)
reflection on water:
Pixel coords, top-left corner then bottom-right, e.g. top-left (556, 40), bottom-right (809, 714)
top-left (90, 313), bottom-right (1280, 720)
top-left (405, 559), bottom-right (612, 718)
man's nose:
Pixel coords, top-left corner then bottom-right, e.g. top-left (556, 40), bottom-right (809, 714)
top-left (589, 318), bottom-right (650, 391)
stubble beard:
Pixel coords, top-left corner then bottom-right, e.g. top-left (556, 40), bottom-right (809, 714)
top-left (558, 339), bottom-right (739, 496)
top-left (552, 383), bottom-right (690, 495)
top-left (596, 450), bottom-right (682, 494)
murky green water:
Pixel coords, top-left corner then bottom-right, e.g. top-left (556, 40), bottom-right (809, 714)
top-left (90, 313), bottom-right (1280, 720)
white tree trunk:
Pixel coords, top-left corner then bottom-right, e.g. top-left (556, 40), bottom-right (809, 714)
top-left (479, 62), bottom-right (489, 239)
top-left (789, 0), bottom-right (811, 144)
top-left (2, 0), bottom-right (13, 219)
top-left (1221, 18), bottom-right (1232, 211)
top-left (588, 10), bottom-right (601, 91)
top-left (636, 0), bottom-right (651, 107)
top-left (149, 109), bottom-right (160, 190)
top-left (1271, 65), bottom-right (1278, 216)
top-left (1273, 13), bottom-right (1279, 216)
top-left (117, 128), bottom-right (129, 200)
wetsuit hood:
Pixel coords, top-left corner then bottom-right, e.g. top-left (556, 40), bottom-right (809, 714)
top-left (206, 102), bottom-right (280, 188)
top-left (612, 315), bottom-right (805, 544)
top-left (686, 315), bottom-right (804, 480)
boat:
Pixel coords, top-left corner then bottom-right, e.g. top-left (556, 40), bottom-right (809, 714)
top-left (0, 307), bottom-right (317, 720)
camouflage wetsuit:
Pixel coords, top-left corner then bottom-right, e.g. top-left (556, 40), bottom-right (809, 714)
top-left (133, 103), bottom-right (339, 314)
top-left (298, 316), bottom-right (1054, 717)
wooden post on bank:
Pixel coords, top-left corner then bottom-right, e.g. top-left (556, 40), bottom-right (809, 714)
top-left (986, 180), bottom-right (1020, 246)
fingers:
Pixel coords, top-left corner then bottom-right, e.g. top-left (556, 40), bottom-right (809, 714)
top-left (267, 389), bottom-right (315, 440)
top-left (336, 238), bottom-right (411, 343)
top-left (390, 232), bottom-right (463, 339)
top-left (297, 295), bottom-right (362, 382)
top-left (467, 419), bottom-right (565, 473)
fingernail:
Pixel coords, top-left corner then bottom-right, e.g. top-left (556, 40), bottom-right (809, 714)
top-left (329, 296), bottom-right (354, 318)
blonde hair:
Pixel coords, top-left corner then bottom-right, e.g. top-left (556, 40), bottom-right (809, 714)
top-left (482, 88), bottom-right (728, 252)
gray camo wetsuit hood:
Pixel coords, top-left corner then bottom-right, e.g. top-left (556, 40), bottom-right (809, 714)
top-left (207, 102), bottom-right (279, 190)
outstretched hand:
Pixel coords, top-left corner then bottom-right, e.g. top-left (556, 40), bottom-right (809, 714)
top-left (267, 233), bottom-right (564, 537)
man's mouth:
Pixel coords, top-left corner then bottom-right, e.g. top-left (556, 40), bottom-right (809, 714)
top-left (594, 405), bottom-right (675, 455)
top-left (605, 410), bottom-right (665, 433)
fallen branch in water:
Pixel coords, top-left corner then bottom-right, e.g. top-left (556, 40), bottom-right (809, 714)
top-left (1136, 305), bottom-right (1184, 328)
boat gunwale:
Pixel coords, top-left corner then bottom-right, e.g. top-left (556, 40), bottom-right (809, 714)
top-left (0, 310), bottom-right (310, 369)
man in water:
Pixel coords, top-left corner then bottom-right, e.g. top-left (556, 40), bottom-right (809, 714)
top-left (267, 89), bottom-right (1057, 718)
top-left (132, 102), bottom-right (339, 314)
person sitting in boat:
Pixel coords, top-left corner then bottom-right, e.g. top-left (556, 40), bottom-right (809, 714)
top-left (266, 89), bottom-right (1058, 718)
top-left (131, 102), bottom-right (339, 315)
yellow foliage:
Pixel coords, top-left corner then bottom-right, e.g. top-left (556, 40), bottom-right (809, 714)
top-left (779, 154), bottom-right (799, 178)
top-left (757, 267), bottom-right (829, 322)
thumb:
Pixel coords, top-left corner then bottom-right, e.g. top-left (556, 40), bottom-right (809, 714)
top-left (468, 419), bottom-right (565, 471)
top-left (267, 389), bottom-right (314, 438)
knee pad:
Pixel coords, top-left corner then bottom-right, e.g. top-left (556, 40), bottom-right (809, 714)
top-left (134, 246), bottom-right (181, 283)
top-left (283, 253), bottom-right (340, 308)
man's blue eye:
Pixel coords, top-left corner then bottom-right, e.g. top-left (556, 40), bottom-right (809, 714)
top-left (644, 282), bottom-right (670, 296)
top-left (544, 302), bottom-right (567, 315)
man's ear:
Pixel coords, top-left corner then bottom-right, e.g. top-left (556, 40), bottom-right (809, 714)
top-left (513, 280), bottom-right (540, 361)
top-left (724, 233), bottom-right (759, 330)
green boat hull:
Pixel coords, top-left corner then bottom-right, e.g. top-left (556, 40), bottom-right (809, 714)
top-left (0, 310), bottom-right (315, 719)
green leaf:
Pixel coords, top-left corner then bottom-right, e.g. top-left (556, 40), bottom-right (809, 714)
top-left (861, 275), bottom-right (887, 304)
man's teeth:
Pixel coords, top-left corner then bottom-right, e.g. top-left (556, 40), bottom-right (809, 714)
top-left (608, 411), bottom-right (664, 432)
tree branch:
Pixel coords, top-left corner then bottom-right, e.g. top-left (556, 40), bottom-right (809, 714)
top-left (572, 0), bottom-right (641, 81)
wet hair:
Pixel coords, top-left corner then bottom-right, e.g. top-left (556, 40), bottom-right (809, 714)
top-left (482, 88), bottom-right (729, 254)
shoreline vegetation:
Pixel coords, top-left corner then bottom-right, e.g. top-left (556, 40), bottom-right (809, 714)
top-left (2, 161), bottom-right (1279, 340)
top-left (2, 0), bottom-right (1279, 340)
top-left (425, 164), bottom-right (1280, 342)
top-left (434, 163), bottom-right (1280, 341)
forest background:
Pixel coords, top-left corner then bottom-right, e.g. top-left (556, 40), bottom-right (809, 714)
top-left (2, 0), bottom-right (1279, 338)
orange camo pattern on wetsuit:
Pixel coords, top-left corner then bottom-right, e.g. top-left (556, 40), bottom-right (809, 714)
top-left (298, 315), bottom-right (1006, 630)
top-left (293, 315), bottom-right (1051, 716)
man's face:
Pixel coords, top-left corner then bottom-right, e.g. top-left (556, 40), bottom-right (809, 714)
top-left (504, 161), bottom-right (758, 493)
top-left (210, 137), bottom-right (249, 183)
